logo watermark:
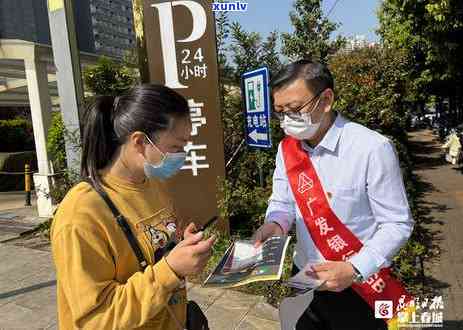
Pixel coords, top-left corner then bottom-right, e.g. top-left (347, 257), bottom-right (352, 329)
top-left (374, 295), bottom-right (445, 328)
top-left (375, 300), bottom-right (393, 319)
top-left (212, 2), bottom-right (248, 12)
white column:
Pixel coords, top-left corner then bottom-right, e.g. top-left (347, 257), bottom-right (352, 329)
top-left (48, 2), bottom-right (83, 173)
top-left (24, 59), bottom-right (54, 218)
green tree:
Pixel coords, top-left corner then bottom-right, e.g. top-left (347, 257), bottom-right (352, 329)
top-left (229, 23), bottom-right (282, 80)
top-left (260, 31), bottom-right (282, 77)
top-left (378, 0), bottom-right (463, 120)
top-left (215, 9), bottom-right (234, 85)
top-left (330, 45), bottom-right (410, 141)
top-left (281, 0), bottom-right (345, 62)
top-left (83, 56), bottom-right (138, 95)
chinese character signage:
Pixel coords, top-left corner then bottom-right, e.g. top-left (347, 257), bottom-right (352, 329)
top-left (143, 0), bottom-right (226, 228)
top-left (242, 67), bottom-right (272, 149)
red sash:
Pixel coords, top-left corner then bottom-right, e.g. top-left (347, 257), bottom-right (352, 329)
top-left (281, 136), bottom-right (412, 320)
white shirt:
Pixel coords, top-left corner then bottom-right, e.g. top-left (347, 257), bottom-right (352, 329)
top-left (266, 114), bottom-right (414, 280)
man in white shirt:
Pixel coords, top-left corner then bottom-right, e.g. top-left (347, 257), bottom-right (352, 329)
top-left (253, 60), bottom-right (414, 330)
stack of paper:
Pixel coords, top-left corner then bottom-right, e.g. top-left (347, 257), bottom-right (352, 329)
top-left (284, 263), bottom-right (325, 290)
top-left (203, 236), bottom-right (291, 288)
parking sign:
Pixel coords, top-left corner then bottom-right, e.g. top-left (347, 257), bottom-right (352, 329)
top-left (242, 67), bottom-right (272, 148)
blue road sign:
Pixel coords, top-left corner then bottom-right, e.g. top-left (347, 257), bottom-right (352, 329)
top-left (242, 67), bottom-right (272, 148)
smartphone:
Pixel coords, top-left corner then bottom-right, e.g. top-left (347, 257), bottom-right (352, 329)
top-left (200, 215), bottom-right (219, 232)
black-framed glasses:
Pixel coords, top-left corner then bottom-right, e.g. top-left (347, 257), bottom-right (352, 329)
top-left (272, 89), bottom-right (325, 121)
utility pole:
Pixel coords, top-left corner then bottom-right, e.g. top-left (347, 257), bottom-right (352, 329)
top-left (47, 0), bottom-right (84, 173)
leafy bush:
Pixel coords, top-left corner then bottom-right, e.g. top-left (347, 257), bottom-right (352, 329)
top-left (47, 170), bottom-right (81, 206)
top-left (83, 56), bottom-right (138, 96)
top-left (0, 117), bottom-right (35, 152)
top-left (46, 111), bottom-right (82, 204)
top-left (47, 112), bottom-right (67, 172)
top-left (218, 178), bottom-right (271, 237)
top-left (329, 46), bottom-right (410, 143)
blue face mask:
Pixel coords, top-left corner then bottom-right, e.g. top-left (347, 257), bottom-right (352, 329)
top-left (143, 135), bottom-right (187, 180)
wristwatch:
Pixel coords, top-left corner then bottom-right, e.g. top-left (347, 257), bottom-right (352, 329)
top-left (351, 264), bottom-right (364, 284)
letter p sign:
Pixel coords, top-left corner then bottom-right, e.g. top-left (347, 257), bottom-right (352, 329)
top-left (151, 1), bottom-right (207, 89)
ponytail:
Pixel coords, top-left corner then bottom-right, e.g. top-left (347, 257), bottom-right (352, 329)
top-left (80, 84), bottom-right (190, 187)
top-left (81, 96), bottom-right (119, 186)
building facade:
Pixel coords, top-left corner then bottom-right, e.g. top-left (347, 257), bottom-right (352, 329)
top-left (0, 0), bottom-right (135, 59)
top-left (88, 0), bottom-right (136, 58)
top-left (0, 0), bottom-right (51, 45)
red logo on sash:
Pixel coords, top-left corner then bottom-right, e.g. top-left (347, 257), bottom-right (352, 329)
top-left (281, 136), bottom-right (412, 320)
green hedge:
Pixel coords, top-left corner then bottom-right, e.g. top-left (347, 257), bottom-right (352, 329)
top-left (0, 118), bottom-right (35, 152)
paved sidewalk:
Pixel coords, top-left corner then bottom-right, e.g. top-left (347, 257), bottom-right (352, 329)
top-left (409, 130), bottom-right (463, 329)
top-left (0, 190), bottom-right (42, 242)
top-left (0, 193), bottom-right (280, 330)
top-left (0, 243), bottom-right (56, 330)
top-left (0, 191), bottom-right (37, 212)
top-left (0, 240), bottom-right (279, 330)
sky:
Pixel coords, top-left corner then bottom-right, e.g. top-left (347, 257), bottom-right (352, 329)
top-left (226, 0), bottom-right (382, 42)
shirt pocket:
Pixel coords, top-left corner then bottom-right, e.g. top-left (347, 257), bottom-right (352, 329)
top-left (328, 185), bottom-right (369, 222)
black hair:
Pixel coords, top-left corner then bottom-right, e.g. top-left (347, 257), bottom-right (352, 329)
top-left (81, 84), bottom-right (190, 186)
top-left (270, 59), bottom-right (334, 95)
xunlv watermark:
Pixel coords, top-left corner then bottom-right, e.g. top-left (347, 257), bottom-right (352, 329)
top-left (212, 2), bottom-right (248, 12)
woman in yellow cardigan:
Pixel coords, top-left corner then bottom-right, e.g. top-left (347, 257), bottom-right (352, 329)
top-left (51, 84), bottom-right (215, 329)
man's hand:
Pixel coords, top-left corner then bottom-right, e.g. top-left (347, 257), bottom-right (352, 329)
top-left (252, 222), bottom-right (284, 247)
top-left (307, 261), bottom-right (356, 292)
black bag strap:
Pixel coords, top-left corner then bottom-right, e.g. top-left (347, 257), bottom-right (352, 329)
top-left (87, 179), bottom-right (148, 271)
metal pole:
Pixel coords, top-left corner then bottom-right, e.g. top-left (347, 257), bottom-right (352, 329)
top-left (24, 164), bottom-right (31, 206)
top-left (226, 139), bottom-right (245, 168)
top-left (257, 149), bottom-right (264, 188)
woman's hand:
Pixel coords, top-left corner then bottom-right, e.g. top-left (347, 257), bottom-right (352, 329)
top-left (183, 222), bottom-right (199, 240)
top-left (165, 223), bottom-right (215, 277)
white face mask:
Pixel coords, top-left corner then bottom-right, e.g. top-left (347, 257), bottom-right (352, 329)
top-left (281, 110), bottom-right (325, 140)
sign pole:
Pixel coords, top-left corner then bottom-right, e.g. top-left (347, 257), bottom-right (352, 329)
top-left (143, 0), bottom-right (227, 231)
top-left (258, 151), bottom-right (264, 187)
